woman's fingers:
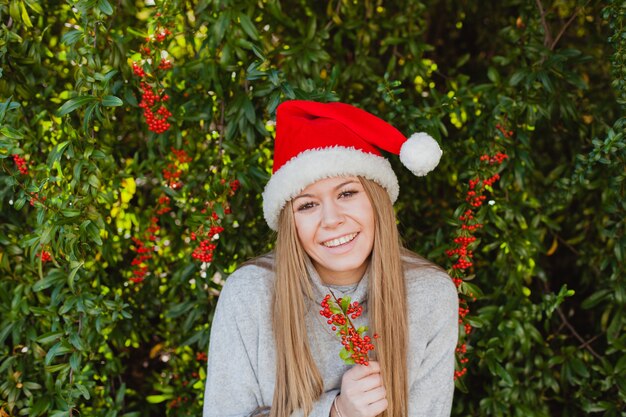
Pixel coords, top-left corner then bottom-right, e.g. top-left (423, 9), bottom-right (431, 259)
top-left (367, 396), bottom-right (389, 416)
top-left (362, 385), bottom-right (386, 404)
top-left (339, 362), bottom-right (388, 417)
top-left (344, 361), bottom-right (380, 381)
top-left (356, 373), bottom-right (383, 392)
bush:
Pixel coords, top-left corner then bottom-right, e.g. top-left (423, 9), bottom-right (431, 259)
top-left (0, 0), bottom-right (624, 416)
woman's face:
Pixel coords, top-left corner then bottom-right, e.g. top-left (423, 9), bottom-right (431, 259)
top-left (292, 176), bottom-right (375, 285)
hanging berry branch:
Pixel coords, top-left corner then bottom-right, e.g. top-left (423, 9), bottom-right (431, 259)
top-left (130, 11), bottom-right (174, 134)
top-left (448, 122), bottom-right (511, 382)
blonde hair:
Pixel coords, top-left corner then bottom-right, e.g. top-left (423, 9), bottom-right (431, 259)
top-left (270, 177), bottom-right (439, 417)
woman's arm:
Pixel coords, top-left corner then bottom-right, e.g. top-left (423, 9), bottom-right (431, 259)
top-left (203, 275), bottom-right (264, 417)
top-left (407, 272), bottom-right (459, 417)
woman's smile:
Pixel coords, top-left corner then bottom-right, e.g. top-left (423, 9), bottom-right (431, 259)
top-left (321, 232), bottom-right (359, 248)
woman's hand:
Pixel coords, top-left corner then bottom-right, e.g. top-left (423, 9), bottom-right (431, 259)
top-left (334, 361), bottom-right (388, 417)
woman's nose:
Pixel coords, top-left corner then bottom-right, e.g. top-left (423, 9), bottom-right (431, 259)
top-left (320, 201), bottom-right (344, 228)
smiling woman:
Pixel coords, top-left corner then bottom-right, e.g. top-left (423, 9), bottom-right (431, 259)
top-left (203, 101), bottom-right (458, 417)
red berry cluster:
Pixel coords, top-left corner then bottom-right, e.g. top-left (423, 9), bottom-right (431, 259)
top-left (191, 226), bottom-right (224, 263)
top-left (163, 162), bottom-right (182, 189)
top-left (158, 58), bottom-right (173, 70)
top-left (12, 154), bottom-right (28, 175)
top-left (454, 343), bottom-right (469, 379)
top-left (320, 293), bottom-right (379, 366)
top-left (495, 123), bottom-right (514, 139)
top-left (29, 192), bottom-right (47, 207)
top-left (163, 148), bottom-right (192, 189)
top-left (132, 62), bottom-right (145, 77)
top-left (167, 395), bottom-right (189, 409)
top-left (479, 152), bottom-right (509, 165)
top-left (130, 237), bottom-right (152, 283)
top-left (156, 194), bottom-right (172, 215)
top-left (129, 214), bottom-right (164, 284)
top-left (229, 179), bottom-right (240, 193)
top-left (37, 250), bottom-right (52, 263)
top-left (447, 235), bottom-right (477, 271)
top-left (131, 20), bottom-right (174, 134)
top-left (447, 124), bottom-right (512, 381)
top-left (150, 27), bottom-right (172, 43)
top-left (138, 82), bottom-right (172, 134)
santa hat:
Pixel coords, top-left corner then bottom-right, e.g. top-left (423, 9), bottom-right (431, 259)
top-left (262, 100), bottom-right (442, 230)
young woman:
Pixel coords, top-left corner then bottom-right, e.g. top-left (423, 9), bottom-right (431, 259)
top-left (203, 101), bottom-right (458, 417)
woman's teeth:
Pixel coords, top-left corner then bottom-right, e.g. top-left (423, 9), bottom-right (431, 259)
top-left (322, 233), bottom-right (358, 248)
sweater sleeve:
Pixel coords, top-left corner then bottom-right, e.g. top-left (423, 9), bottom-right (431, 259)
top-left (203, 274), bottom-right (264, 417)
top-left (289, 390), bottom-right (338, 417)
top-left (203, 267), bottom-right (339, 417)
top-left (408, 271), bottom-right (459, 417)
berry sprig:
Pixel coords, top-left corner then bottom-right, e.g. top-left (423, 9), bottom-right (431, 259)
top-left (190, 225), bottom-right (223, 263)
top-left (37, 250), bottom-right (52, 263)
top-left (12, 154), bottom-right (28, 175)
top-left (447, 121), bottom-right (511, 381)
top-left (319, 291), bottom-right (379, 366)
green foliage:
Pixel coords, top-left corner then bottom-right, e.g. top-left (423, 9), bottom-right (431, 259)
top-left (0, 0), bottom-right (624, 416)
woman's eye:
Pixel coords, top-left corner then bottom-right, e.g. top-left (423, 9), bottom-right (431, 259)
top-left (297, 202), bottom-right (316, 211)
top-left (339, 190), bottom-right (357, 199)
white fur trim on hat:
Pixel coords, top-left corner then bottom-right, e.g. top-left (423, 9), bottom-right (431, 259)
top-left (262, 147), bottom-right (399, 230)
top-left (399, 132), bottom-right (442, 176)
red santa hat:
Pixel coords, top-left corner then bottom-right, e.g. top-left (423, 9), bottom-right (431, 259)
top-left (262, 100), bottom-right (442, 230)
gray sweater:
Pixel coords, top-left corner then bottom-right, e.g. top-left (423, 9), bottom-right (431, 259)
top-left (203, 253), bottom-right (458, 417)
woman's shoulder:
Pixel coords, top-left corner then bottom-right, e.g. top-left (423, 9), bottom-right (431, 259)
top-left (401, 248), bottom-right (457, 303)
top-left (219, 252), bottom-right (275, 297)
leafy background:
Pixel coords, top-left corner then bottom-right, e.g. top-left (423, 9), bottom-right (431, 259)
top-left (1, 0), bottom-right (624, 416)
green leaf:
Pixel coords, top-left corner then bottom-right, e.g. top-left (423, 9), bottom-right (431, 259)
top-left (0, 323), bottom-right (15, 345)
top-left (239, 13), bottom-right (259, 40)
top-left (494, 362), bottom-right (514, 386)
top-left (61, 209), bottom-right (81, 218)
top-left (487, 67), bottom-right (500, 83)
top-left (32, 270), bottom-right (65, 292)
top-left (61, 29), bottom-right (83, 45)
top-left (67, 261), bottom-right (83, 291)
top-left (83, 103), bottom-right (98, 132)
top-left (1, 126), bottom-right (24, 139)
top-left (340, 296), bottom-right (351, 312)
top-left (57, 96), bottom-right (98, 116)
top-left (509, 71), bottom-right (525, 86)
top-left (146, 395), bottom-right (171, 404)
top-left (14, 197), bottom-right (26, 210)
top-left (36, 331), bottom-right (64, 344)
top-left (23, 0), bottom-right (43, 15)
top-left (45, 341), bottom-right (73, 365)
top-left (0, 97), bottom-right (20, 123)
top-left (339, 347), bottom-right (355, 365)
top-left (570, 357), bottom-right (590, 378)
top-left (86, 222), bottom-right (103, 246)
top-left (97, 0), bottom-right (113, 15)
top-left (88, 174), bottom-right (100, 189)
top-left (75, 383), bottom-right (90, 400)
top-left (44, 363), bottom-right (70, 373)
top-left (101, 95), bottom-right (123, 107)
top-left (20, 1), bottom-right (33, 28)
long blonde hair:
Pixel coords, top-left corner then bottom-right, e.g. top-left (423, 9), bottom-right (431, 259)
top-left (270, 176), bottom-right (438, 417)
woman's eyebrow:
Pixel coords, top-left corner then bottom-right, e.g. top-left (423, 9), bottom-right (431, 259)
top-left (292, 180), bottom-right (359, 201)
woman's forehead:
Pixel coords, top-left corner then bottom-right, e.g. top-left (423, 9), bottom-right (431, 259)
top-left (298, 176), bottom-right (361, 194)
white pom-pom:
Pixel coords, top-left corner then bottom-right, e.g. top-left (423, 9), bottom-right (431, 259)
top-left (399, 132), bottom-right (442, 176)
